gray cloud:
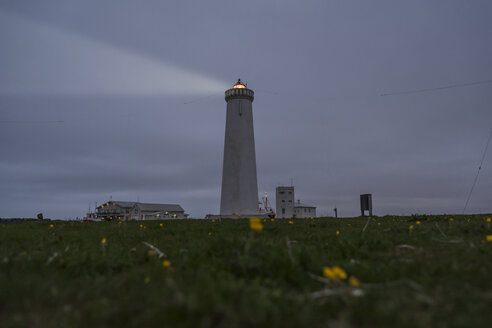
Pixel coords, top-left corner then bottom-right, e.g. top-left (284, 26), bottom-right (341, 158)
top-left (1, 0), bottom-right (491, 218)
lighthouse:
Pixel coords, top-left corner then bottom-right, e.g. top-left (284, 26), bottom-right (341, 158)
top-left (220, 79), bottom-right (259, 217)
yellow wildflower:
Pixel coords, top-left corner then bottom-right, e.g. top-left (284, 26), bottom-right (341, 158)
top-left (101, 237), bottom-right (107, 245)
top-left (208, 232), bottom-right (212, 236)
top-left (332, 266), bottom-right (347, 280)
top-left (49, 224), bottom-right (54, 228)
top-left (139, 224), bottom-right (143, 228)
top-left (409, 225), bottom-right (414, 230)
top-left (416, 221), bottom-right (421, 225)
top-left (349, 276), bottom-right (361, 288)
top-left (270, 218), bottom-right (275, 222)
top-left (118, 221), bottom-right (122, 225)
top-left (323, 267), bottom-right (337, 281)
top-left (289, 221), bottom-right (294, 224)
top-left (148, 250), bottom-right (157, 256)
top-left (159, 223), bottom-right (163, 227)
top-left (323, 266), bottom-right (347, 282)
top-left (211, 219), bottom-right (215, 223)
top-left (449, 218), bottom-right (454, 222)
top-left (486, 235), bottom-right (492, 242)
top-left (487, 218), bottom-right (491, 223)
top-left (336, 230), bottom-right (340, 236)
top-left (249, 218), bottom-right (263, 232)
top-left (162, 260), bottom-right (171, 267)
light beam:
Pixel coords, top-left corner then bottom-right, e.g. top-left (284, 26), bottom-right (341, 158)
top-left (0, 11), bottom-right (228, 96)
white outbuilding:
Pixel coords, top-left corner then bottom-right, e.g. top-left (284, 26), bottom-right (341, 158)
top-left (276, 186), bottom-right (316, 218)
top-left (293, 200), bottom-right (317, 218)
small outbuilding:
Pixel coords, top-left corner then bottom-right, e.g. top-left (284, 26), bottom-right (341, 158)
top-left (276, 186), bottom-right (316, 218)
top-left (293, 200), bottom-right (316, 218)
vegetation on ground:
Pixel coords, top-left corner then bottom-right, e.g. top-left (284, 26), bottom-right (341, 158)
top-left (1, 215), bottom-right (492, 327)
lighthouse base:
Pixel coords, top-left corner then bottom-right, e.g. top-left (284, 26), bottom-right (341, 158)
top-left (205, 212), bottom-right (273, 220)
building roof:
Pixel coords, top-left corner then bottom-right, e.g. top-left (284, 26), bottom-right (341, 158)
top-left (97, 201), bottom-right (137, 209)
top-left (294, 202), bottom-right (316, 208)
top-left (135, 203), bottom-right (184, 212)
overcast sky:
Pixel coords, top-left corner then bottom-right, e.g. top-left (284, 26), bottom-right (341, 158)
top-left (1, 0), bottom-right (491, 219)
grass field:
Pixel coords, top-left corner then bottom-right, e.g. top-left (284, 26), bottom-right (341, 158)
top-left (1, 215), bottom-right (492, 328)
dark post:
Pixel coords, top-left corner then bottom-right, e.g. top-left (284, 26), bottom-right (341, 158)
top-left (360, 195), bottom-right (365, 216)
top-left (368, 194), bottom-right (373, 216)
top-left (334, 207), bottom-right (338, 218)
top-left (37, 213), bottom-right (43, 220)
top-left (360, 194), bottom-right (373, 217)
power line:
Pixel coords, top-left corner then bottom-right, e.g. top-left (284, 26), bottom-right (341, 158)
top-left (381, 79), bottom-right (492, 97)
top-left (462, 129), bottom-right (492, 214)
top-left (181, 78), bottom-right (492, 103)
top-left (0, 120), bottom-right (64, 124)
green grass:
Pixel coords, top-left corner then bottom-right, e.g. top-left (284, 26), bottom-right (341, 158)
top-left (1, 215), bottom-right (491, 327)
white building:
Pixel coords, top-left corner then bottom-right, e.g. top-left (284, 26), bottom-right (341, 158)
top-left (131, 203), bottom-right (187, 220)
top-left (275, 186), bottom-right (316, 218)
top-left (293, 200), bottom-right (317, 218)
top-left (276, 186), bottom-right (294, 218)
top-left (96, 201), bottom-right (136, 221)
top-left (96, 201), bottom-right (187, 220)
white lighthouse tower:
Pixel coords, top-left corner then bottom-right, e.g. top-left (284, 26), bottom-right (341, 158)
top-left (220, 79), bottom-right (259, 217)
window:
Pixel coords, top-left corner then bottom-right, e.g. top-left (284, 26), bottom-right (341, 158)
top-left (282, 208), bottom-right (285, 214)
top-left (288, 192), bottom-right (292, 194)
top-left (279, 191), bottom-right (285, 195)
top-left (282, 200), bottom-right (285, 203)
top-left (288, 200), bottom-right (292, 203)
